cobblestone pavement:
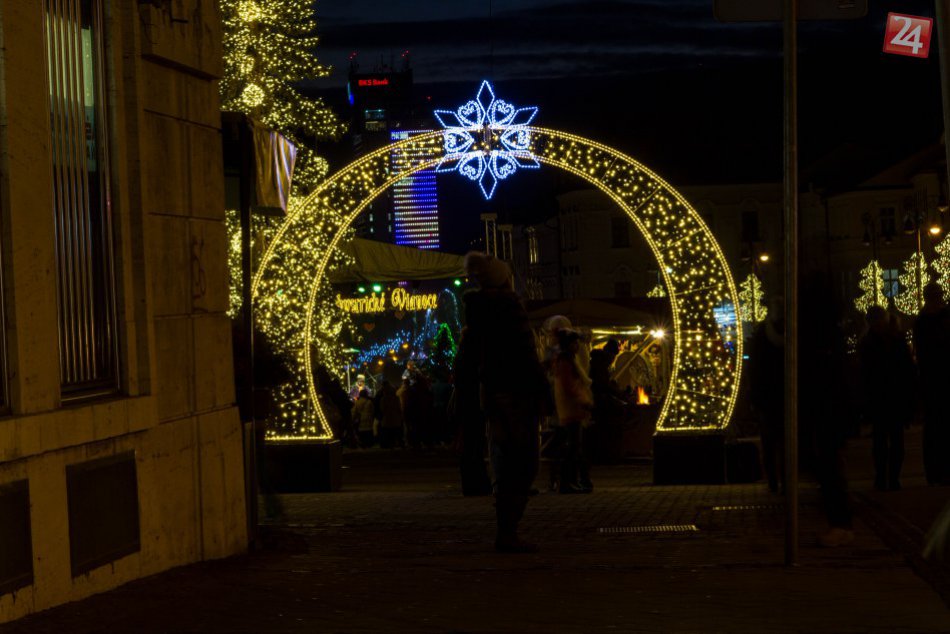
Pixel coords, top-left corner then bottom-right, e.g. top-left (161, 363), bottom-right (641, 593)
top-left (3, 448), bottom-right (950, 633)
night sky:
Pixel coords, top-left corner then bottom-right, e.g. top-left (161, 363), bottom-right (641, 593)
top-left (307, 0), bottom-right (945, 252)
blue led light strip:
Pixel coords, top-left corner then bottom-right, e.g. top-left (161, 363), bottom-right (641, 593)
top-left (391, 130), bottom-right (441, 249)
top-left (433, 80), bottom-right (540, 200)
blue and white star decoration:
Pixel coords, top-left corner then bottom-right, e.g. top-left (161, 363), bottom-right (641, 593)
top-left (433, 80), bottom-right (540, 200)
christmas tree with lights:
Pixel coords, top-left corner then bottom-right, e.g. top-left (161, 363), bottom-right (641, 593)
top-left (221, 0), bottom-right (345, 190)
top-left (894, 252), bottom-right (929, 315)
top-left (738, 273), bottom-right (767, 323)
top-left (221, 0), bottom-right (354, 438)
top-left (933, 235), bottom-right (950, 298)
top-left (854, 260), bottom-right (888, 315)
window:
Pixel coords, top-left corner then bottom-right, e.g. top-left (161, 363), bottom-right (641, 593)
top-left (527, 230), bottom-right (539, 264)
top-left (614, 281), bottom-right (632, 298)
top-left (610, 216), bottom-right (630, 248)
top-left (879, 207), bottom-right (896, 240)
top-left (741, 210), bottom-right (760, 242)
top-left (883, 268), bottom-right (899, 298)
top-left (560, 212), bottom-right (578, 251)
top-left (45, 0), bottom-right (118, 396)
top-left (364, 109), bottom-right (387, 120)
top-left (365, 120), bottom-right (387, 132)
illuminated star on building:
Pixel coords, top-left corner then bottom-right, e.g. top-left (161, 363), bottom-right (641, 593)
top-left (433, 80), bottom-right (539, 199)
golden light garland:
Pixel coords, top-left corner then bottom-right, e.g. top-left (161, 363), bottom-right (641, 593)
top-left (854, 260), bottom-right (889, 314)
top-left (933, 234), bottom-right (950, 297)
top-left (738, 273), bottom-right (767, 323)
top-left (220, 0), bottom-right (345, 192)
top-left (253, 128), bottom-right (743, 438)
top-left (895, 252), bottom-right (929, 315)
top-left (222, 0), bottom-right (354, 436)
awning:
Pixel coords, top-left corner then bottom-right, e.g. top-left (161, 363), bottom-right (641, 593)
top-left (327, 238), bottom-right (466, 283)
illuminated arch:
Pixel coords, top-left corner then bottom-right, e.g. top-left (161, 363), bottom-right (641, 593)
top-left (252, 128), bottom-right (742, 438)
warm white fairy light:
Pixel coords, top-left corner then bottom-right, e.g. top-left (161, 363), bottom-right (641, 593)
top-left (222, 0), bottom-right (355, 437)
top-left (933, 235), bottom-right (950, 297)
top-left (647, 283), bottom-right (667, 298)
top-left (738, 273), bottom-right (767, 323)
top-left (254, 121), bottom-right (743, 438)
top-left (895, 252), bottom-right (929, 315)
top-left (854, 260), bottom-right (889, 314)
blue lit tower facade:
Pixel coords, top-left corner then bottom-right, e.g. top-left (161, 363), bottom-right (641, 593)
top-left (347, 55), bottom-right (440, 248)
top-left (390, 129), bottom-right (440, 249)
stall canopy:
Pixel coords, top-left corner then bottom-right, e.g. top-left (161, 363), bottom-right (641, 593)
top-left (327, 238), bottom-right (466, 283)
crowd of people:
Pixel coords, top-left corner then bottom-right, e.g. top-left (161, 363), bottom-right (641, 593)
top-left (312, 251), bottom-right (646, 553)
top-left (342, 362), bottom-right (456, 450)
top-left (749, 279), bottom-right (950, 547)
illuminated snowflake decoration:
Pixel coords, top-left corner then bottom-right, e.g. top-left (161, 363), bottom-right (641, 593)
top-left (433, 80), bottom-right (539, 199)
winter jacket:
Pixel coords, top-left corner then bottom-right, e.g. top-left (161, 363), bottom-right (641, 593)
top-left (554, 356), bottom-right (593, 426)
top-left (352, 396), bottom-right (376, 432)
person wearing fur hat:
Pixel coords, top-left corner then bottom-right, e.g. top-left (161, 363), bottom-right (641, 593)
top-left (456, 251), bottom-right (551, 553)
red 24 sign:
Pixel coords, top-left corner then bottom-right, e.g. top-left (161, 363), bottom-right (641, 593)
top-left (883, 13), bottom-right (933, 59)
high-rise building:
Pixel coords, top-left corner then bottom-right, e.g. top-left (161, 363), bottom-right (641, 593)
top-left (346, 55), bottom-right (440, 248)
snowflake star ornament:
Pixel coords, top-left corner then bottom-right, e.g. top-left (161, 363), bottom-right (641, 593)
top-left (433, 80), bottom-right (539, 199)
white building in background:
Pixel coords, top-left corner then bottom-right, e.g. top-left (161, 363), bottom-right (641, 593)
top-left (510, 141), bottom-right (948, 317)
top-left (808, 143), bottom-right (948, 312)
top-left (511, 184), bottom-right (784, 303)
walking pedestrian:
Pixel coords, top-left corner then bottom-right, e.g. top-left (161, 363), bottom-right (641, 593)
top-left (453, 325), bottom-right (493, 496)
top-left (459, 251), bottom-right (551, 553)
top-left (540, 315), bottom-right (571, 491)
top-left (859, 306), bottom-right (915, 491)
top-left (553, 328), bottom-right (594, 493)
top-left (801, 275), bottom-right (854, 547)
top-left (352, 389), bottom-right (376, 448)
top-left (377, 381), bottom-right (404, 449)
top-left (749, 298), bottom-right (785, 494)
top-left (913, 282), bottom-right (950, 485)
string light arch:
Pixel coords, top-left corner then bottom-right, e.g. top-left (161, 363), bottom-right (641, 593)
top-left (253, 128), bottom-right (743, 439)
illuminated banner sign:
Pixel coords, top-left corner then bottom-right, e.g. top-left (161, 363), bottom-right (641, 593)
top-left (335, 288), bottom-right (438, 314)
top-left (357, 77), bottom-right (390, 87)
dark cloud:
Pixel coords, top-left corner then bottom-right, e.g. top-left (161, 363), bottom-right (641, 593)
top-left (312, 0), bottom-right (784, 84)
top-left (309, 0), bottom-right (943, 189)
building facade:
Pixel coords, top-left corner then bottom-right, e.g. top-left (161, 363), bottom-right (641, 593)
top-left (0, 1), bottom-right (245, 622)
top-left (511, 184), bottom-right (783, 304)
top-left (510, 141), bottom-right (948, 325)
top-left (347, 61), bottom-right (442, 248)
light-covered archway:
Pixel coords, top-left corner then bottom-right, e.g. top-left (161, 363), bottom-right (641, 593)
top-left (252, 127), bottom-right (742, 439)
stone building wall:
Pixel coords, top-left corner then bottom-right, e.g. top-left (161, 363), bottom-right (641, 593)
top-left (0, 1), bottom-right (245, 622)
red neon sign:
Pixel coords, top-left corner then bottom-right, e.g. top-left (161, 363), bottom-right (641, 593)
top-left (357, 78), bottom-right (390, 87)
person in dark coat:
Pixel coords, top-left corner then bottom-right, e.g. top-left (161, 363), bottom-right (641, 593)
top-left (453, 326), bottom-right (492, 496)
top-left (859, 306), bottom-right (916, 491)
top-left (458, 251), bottom-right (551, 553)
top-left (377, 381), bottom-right (404, 449)
top-left (913, 282), bottom-right (950, 484)
top-left (749, 299), bottom-right (785, 493)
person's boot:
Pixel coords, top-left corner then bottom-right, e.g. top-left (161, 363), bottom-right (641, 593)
top-left (494, 495), bottom-right (537, 553)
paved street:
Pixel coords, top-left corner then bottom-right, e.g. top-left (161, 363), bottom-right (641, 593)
top-left (3, 428), bottom-right (950, 633)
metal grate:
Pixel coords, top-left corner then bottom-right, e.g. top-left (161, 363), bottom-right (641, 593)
top-left (710, 504), bottom-right (783, 512)
top-left (598, 524), bottom-right (699, 534)
top-left (45, 0), bottom-right (118, 397)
